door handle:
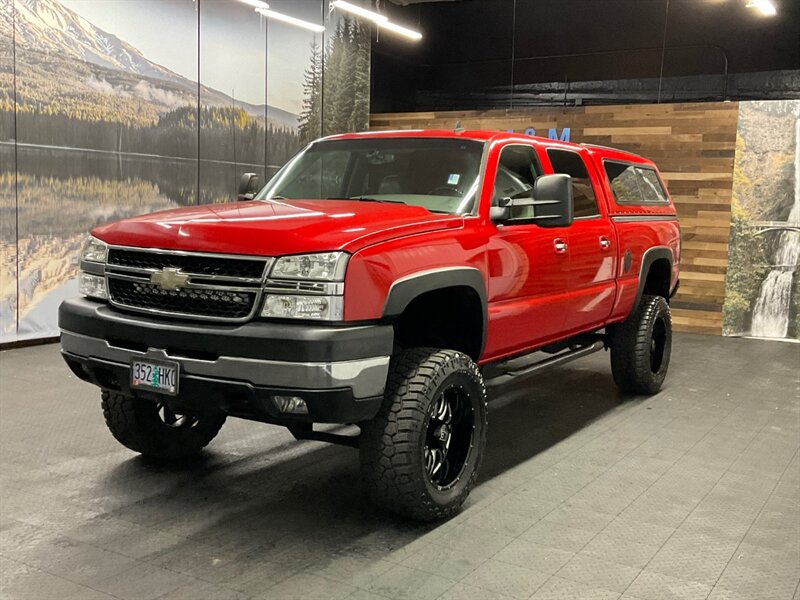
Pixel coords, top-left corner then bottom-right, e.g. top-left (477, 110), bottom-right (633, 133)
top-left (599, 236), bottom-right (611, 249)
top-left (554, 238), bottom-right (568, 254)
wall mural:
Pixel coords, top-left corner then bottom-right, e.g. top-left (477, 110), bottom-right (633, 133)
top-left (723, 100), bottom-right (800, 340)
top-left (0, 0), bottom-right (370, 343)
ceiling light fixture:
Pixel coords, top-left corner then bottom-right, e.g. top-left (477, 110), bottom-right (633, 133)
top-left (331, 1), bottom-right (389, 24)
top-left (377, 20), bottom-right (422, 41)
top-left (254, 7), bottom-right (326, 32)
top-left (331, 0), bottom-right (422, 41)
top-left (746, 0), bottom-right (777, 16)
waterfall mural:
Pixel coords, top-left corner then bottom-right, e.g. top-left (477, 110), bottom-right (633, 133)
top-left (723, 100), bottom-right (800, 340)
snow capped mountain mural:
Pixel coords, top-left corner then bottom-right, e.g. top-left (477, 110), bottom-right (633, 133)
top-left (2, 0), bottom-right (298, 125)
top-left (13, 0), bottom-right (183, 82)
top-left (1, 0), bottom-right (370, 342)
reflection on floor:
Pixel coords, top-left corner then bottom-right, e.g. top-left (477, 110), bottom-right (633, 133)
top-left (0, 333), bottom-right (798, 600)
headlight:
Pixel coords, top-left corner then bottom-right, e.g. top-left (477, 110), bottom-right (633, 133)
top-left (79, 272), bottom-right (108, 300)
top-left (270, 252), bottom-right (348, 281)
top-left (81, 236), bottom-right (108, 263)
top-left (261, 294), bottom-right (343, 321)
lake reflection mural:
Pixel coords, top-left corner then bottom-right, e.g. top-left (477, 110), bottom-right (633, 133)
top-left (0, 0), bottom-right (369, 342)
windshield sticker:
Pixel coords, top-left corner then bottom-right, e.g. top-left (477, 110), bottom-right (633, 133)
top-left (447, 173), bottom-right (461, 185)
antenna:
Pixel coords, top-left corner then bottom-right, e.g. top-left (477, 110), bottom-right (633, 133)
top-left (454, 120), bottom-right (465, 133)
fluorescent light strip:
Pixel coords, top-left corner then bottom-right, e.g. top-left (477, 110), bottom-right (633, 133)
top-left (255, 7), bottom-right (326, 32)
top-left (238, 0), bottom-right (270, 9)
top-left (377, 20), bottom-right (422, 41)
top-left (331, 1), bottom-right (388, 23)
top-left (747, 0), bottom-right (777, 15)
top-left (332, 0), bottom-right (422, 41)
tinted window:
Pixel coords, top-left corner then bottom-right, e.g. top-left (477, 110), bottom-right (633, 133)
top-left (605, 161), bottom-right (642, 203)
top-left (547, 149), bottom-right (600, 218)
top-left (605, 161), bottom-right (669, 205)
top-left (493, 145), bottom-right (541, 220)
top-left (638, 168), bottom-right (669, 203)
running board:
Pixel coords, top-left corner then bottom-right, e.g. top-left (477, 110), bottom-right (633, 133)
top-left (484, 341), bottom-right (605, 387)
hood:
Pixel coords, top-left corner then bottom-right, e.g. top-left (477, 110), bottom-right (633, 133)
top-left (92, 199), bottom-right (463, 256)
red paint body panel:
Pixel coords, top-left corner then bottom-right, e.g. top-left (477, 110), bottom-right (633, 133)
top-left (92, 200), bottom-right (461, 256)
top-left (90, 130), bottom-right (679, 365)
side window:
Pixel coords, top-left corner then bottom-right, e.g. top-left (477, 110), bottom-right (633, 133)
top-left (604, 161), bottom-right (670, 205)
top-left (493, 145), bottom-right (540, 220)
top-left (637, 168), bottom-right (669, 203)
top-left (547, 149), bottom-right (600, 218)
top-left (605, 161), bottom-right (642, 203)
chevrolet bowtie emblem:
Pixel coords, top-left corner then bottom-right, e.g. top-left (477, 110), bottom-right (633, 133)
top-left (150, 268), bottom-right (190, 291)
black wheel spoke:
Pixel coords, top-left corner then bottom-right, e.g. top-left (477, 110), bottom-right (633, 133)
top-left (156, 402), bottom-right (195, 429)
top-left (424, 383), bottom-right (475, 490)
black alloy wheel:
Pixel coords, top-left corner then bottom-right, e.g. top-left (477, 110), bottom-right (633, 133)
top-left (423, 384), bottom-right (475, 490)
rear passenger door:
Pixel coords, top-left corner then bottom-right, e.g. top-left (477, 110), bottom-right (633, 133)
top-left (485, 144), bottom-right (571, 357)
top-left (546, 148), bottom-right (617, 334)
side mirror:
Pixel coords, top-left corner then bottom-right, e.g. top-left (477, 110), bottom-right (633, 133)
top-left (237, 172), bottom-right (260, 201)
top-left (531, 173), bottom-right (573, 228)
top-left (490, 197), bottom-right (511, 222)
top-left (490, 174), bottom-right (573, 227)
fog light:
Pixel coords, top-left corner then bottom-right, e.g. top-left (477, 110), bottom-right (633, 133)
top-left (261, 294), bottom-right (343, 321)
top-left (273, 395), bottom-right (309, 415)
top-left (79, 272), bottom-right (108, 300)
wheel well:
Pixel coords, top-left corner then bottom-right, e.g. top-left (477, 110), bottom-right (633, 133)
top-left (643, 257), bottom-right (671, 300)
top-left (393, 286), bottom-right (483, 361)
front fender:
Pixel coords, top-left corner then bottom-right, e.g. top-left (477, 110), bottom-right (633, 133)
top-left (383, 266), bottom-right (487, 317)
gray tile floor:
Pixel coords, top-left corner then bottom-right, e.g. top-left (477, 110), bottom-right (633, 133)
top-left (1, 333), bottom-right (798, 600)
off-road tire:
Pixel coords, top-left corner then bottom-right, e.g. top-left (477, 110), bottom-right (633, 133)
top-left (101, 390), bottom-right (226, 460)
top-left (609, 294), bottom-right (672, 395)
top-left (360, 348), bottom-right (488, 521)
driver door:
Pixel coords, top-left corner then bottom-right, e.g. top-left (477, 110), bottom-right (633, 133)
top-left (485, 144), bottom-right (571, 359)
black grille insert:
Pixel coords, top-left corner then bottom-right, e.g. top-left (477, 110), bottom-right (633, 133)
top-left (108, 278), bottom-right (257, 320)
top-left (107, 249), bottom-right (267, 279)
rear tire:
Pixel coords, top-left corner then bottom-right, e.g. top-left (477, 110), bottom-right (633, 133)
top-left (609, 294), bottom-right (672, 395)
top-left (360, 348), bottom-right (488, 521)
top-left (101, 390), bottom-right (226, 460)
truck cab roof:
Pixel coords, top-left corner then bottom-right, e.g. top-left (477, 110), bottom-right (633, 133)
top-left (323, 129), bottom-right (656, 167)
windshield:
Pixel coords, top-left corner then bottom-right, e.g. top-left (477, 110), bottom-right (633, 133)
top-left (257, 138), bottom-right (485, 215)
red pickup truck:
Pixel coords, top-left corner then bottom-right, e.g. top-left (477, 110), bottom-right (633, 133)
top-left (60, 129), bottom-right (680, 520)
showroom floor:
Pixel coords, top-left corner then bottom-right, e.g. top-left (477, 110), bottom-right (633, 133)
top-left (0, 333), bottom-right (798, 600)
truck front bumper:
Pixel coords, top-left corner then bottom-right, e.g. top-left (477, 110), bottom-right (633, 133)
top-left (59, 298), bottom-right (392, 424)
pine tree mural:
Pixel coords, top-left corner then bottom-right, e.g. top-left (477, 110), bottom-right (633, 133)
top-left (298, 16), bottom-right (370, 143)
top-left (298, 40), bottom-right (323, 146)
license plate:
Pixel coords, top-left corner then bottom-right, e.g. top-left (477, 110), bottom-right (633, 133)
top-left (130, 358), bottom-right (179, 395)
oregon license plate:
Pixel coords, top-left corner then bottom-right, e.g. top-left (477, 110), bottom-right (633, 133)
top-left (130, 358), bottom-right (179, 395)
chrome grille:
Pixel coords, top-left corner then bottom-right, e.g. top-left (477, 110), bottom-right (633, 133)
top-left (105, 247), bottom-right (271, 322)
top-left (107, 248), bottom-right (267, 279)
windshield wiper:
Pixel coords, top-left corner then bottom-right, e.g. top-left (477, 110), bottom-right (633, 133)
top-left (344, 196), bottom-right (408, 205)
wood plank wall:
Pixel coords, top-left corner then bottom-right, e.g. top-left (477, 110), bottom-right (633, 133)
top-left (369, 102), bottom-right (740, 335)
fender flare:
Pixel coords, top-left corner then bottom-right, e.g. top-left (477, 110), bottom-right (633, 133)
top-left (383, 267), bottom-right (488, 357)
top-left (634, 246), bottom-right (674, 309)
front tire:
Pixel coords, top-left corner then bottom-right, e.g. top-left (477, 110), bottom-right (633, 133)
top-left (609, 294), bottom-right (672, 395)
top-left (101, 390), bottom-right (226, 460)
top-left (360, 348), bottom-right (488, 521)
